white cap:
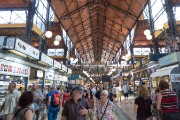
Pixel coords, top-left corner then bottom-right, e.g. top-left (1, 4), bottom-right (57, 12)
top-left (101, 90), bottom-right (108, 96)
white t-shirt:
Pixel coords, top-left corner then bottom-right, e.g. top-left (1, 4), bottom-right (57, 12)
top-left (115, 86), bottom-right (122, 94)
top-left (122, 84), bottom-right (129, 93)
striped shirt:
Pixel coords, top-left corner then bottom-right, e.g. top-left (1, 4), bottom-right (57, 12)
top-left (161, 90), bottom-right (179, 114)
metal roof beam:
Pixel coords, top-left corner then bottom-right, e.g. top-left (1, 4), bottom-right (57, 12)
top-left (60, 1), bottom-right (94, 20)
top-left (105, 2), bottom-right (137, 20)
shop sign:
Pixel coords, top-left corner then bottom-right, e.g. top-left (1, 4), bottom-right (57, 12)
top-left (0, 59), bottom-right (30, 77)
top-left (41, 53), bottom-right (53, 66)
top-left (53, 60), bottom-right (61, 69)
top-left (15, 38), bottom-right (40, 59)
top-left (45, 72), bottom-right (54, 80)
top-left (159, 52), bottom-right (180, 67)
top-left (170, 74), bottom-right (180, 82)
top-left (61, 64), bottom-right (67, 72)
top-left (67, 68), bottom-right (72, 74)
top-left (36, 70), bottom-right (44, 78)
top-left (0, 37), bottom-right (40, 60)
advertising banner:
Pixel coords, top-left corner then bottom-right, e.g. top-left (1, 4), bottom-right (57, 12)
top-left (0, 59), bottom-right (30, 77)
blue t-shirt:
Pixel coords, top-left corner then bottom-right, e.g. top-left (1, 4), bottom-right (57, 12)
top-left (47, 90), bottom-right (59, 110)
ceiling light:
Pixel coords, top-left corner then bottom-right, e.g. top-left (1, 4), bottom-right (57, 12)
top-left (45, 31), bottom-right (52, 38)
top-left (55, 35), bottom-right (62, 41)
top-left (146, 34), bottom-right (152, 40)
top-left (144, 29), bottom-right (150, 35)
top-left (54, 40), bottom-right (59, 45)
top-left (70, 57), bottom-right (74, 61)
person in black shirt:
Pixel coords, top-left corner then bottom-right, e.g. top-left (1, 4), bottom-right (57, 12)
top-left (134, 85), bottom-right (152, 120)
top-left (95, 84), bottom-right (104, 100)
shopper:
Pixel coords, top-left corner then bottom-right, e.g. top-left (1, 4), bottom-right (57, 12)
top-left (95, 84), bottom-right (104, 100)
top-left (62, 87), bottom-right (70, 108)
top-left (85, 88), bottom-right (95, 120)
top-left (96, 90), bottom-right (115, 120)
top-left (32, 83), bottom-right (44, 120)
top-left (13, 91), bottom-right (36, 120)
top-left (157, 80), bottom-right (180, 120)
top-left (134, 85), bottom-right (152, 120)
top-left (47, 84), bottom-right (61, 120)
top-left (116, 85), bottom-right (122, 103)
top-left (61, 85), bottom-right (91, 120)
top-left (122, 83), bottom-right (129, 103)
top-left (0, 82), bottom-right (20, 120)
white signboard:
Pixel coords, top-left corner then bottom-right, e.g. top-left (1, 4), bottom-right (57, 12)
top-left (61, 64), bottom-right (67, 72)
top-left (0, 36), bottom-right (5, 49)
top-left (67, 68), bottom-right (72, 74)
top-left (15, 38), bottom-right (29, 55)
top-left (53, 60), bottom-right (61, 69)
top-left (171, 74), bottom-right (180, 82)
top-left (56, 49), bottom-right (64, 56)
top-left (41, 53), bottom-right (53, 66)
top-left (27, 45), bottom-right (40, 60)
top-left (0, 59), bottom-right (30, 77)
top-left (6, 37), bottom-right (16, 49)
top-left (45, 72), bottom-right (54, 80)
top-left (1, 37), bottom-right (40, 60)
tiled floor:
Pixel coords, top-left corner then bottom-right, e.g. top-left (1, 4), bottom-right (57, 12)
top-left (115, 95), bottom-right (136, 120)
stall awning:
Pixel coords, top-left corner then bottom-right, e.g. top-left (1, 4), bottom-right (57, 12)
top-left (150, 64), bottom-right (178, 78)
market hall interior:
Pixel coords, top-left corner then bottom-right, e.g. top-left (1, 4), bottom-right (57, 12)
top-left (0, 0), bottom-right (180, 120)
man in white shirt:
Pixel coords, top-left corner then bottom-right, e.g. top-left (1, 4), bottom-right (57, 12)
top-left (0, 82), bottom-right (20, 120)
top-left (122, 83), bottom-right (129, 104)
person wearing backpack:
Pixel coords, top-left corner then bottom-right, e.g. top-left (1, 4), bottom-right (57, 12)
top-left (47, 84), bottom-right (61, 120)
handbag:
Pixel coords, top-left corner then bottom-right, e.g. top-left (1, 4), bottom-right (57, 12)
top-left (85, 111), bottom-right (94, 120)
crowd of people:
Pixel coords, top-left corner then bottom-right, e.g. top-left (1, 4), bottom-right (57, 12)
top-left (134, 80), bottom-right (180, 120)
top-left (0, 80), bottom-right (179, 120)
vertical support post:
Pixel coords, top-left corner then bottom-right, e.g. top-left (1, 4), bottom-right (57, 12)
top-left (25, 0), bottom-right (36, 43)
top-left (129, 33), bottom-right (135, 69)
top-left (63, 35), bottom-right (68, 65)
top-left (164, 0), bottom-right (176, 51)
top-left (41, 1), bottom-right (50, 54)
top-left (147, 0), bottom-right (159, 54)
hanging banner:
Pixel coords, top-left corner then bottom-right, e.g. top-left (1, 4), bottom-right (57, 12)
top-left (0, 59), bottom-right (30, 77)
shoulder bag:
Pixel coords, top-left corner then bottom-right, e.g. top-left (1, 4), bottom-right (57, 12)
top-left (100, 100), bottom-right (109, 120)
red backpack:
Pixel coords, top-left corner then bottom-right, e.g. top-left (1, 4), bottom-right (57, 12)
top-left (52, 91), bottom-right (60, 106)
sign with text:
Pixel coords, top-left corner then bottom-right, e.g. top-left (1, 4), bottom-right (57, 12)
top-left (40, 53), bottom-right (54, 66)
top-left (45, 71), bottom-right (54, 80)
top-left (53, 60), bottom-right (61, 69)
top-left (0, 59), bottom-right (30, 77)
top-left (61, 64), bottom-right (67, 72)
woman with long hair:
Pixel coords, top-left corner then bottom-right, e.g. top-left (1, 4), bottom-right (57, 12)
top-left (85, 88), bottom-right (96, 108)
top-left (134, 85), bottom-right (152, 120)
top-left (13, 91), bottom-right (36, 120)
top-left (62, 87), bottom-right (70, 108)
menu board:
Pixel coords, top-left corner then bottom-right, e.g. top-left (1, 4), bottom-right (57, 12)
top-left (0, 59), bottom-right (30, 77)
